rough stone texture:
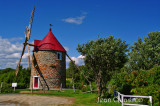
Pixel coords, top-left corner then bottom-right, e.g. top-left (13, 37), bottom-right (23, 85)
top-left (30, 50), bottom-right (66, 90)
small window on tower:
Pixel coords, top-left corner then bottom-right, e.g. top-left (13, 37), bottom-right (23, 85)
top-left (57, 52), bottom-right (62, 60)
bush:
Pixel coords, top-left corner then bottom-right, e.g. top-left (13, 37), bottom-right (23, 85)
top-left (135, 84), bottom-right (160, 106)
top-left (109, 65), bottom-right (160, 105)
top-left (1, 82), bottom-right (13, 93)
top-left (66, 80), bottom-right (72, 88)
top-left (17, 83), bottom-right (27, 89)
top-left (109, 71), bottom-right (132, 95)
top-left (74, 82), bottom-right (81, 89)
top-left (81, 85), bottom-right (91, 92)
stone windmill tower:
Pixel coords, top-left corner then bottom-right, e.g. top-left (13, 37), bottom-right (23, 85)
top-left (30, 28), bottom-right (66, 90)
top-left (16, 6), bottom-right (86, 91)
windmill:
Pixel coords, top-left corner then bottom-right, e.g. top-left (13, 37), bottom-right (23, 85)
top-left (15, 6), bottom-right (35, 76)
top-left (14, 6), bottom-right (92, 91)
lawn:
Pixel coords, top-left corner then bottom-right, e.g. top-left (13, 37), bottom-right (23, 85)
top-left (0, 89), bottom-right (121, 105)
top-left (32, 89), bottom-right (121, 106)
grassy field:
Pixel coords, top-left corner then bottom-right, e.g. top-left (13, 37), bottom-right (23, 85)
top-left (32, 89), bottom-right (121, 106)
top-left (0, 89), bottom-right (121, 105)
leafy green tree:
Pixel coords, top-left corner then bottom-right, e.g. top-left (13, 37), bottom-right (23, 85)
top-left (77, 36), bottom-right (128, 97)
top-left (66, 68), bottom-right (72, 78)
top-left (0, 66), bottom-right (31, 89)
top-left (109, 65), bottom-right (160, 105)
top-left (129, 32), bottom-right (160, 70)
top-left (79, 65), bottom-right (94, 84)
top-left (67, 61), bottom-right (80, 83)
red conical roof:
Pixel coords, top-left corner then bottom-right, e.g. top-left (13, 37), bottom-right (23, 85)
top-left (34, 28), bottom-right (66, 52)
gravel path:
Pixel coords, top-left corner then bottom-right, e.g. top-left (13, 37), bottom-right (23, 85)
top-left (0, 94), bottom-right (74, 106)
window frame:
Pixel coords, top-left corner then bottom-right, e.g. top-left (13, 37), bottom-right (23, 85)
top-left (57, 52), bottom-right (62, 60)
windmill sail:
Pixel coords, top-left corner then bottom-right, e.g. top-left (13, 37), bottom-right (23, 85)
top-left (16, 6), bottom-right (35, 76)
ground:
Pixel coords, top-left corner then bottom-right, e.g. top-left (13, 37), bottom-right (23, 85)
top-left (0, 94), bottom-right (74, 106)
top-left (0, 89), bottom-right (121, 106)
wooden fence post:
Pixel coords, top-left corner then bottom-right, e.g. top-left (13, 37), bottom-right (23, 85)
top-left (89, 82), bottom-right (92, 93)
top-left (60, 83), bottom-right (62, 92)
top-left (122, 95), bottom-right (124, 106)
top-left (149, 96), bottom-right (152, 106)
top-left (118, 92), bottom-right (120, 102)
top-left (0, 82), bottom-right (3, 93)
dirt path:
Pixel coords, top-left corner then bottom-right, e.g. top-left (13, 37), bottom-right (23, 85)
top-left (0, 94), bottom-right (75, 106)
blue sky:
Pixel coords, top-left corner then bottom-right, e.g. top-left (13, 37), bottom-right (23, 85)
top-left (0, 0), bottom-right (160, 69)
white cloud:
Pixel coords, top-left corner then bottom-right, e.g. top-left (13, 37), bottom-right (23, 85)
top-left (6, 53), bottom-right (20, 58)
top-left (66, 55), bottom-right (85, 66)
top-left (0, 36), bottom-right (33, 69)
top-left (8, 37), bottom-right (23, 41)
top-left (78, 55), bottom-right (85, 59)
top-left (0, 36), bottom-right (83, 69)
top-left (22, 53), bottom-right (29, 59)
top-left (64, 46), bottom-right (69, 52)
top-left (62, 16), bottom-right (85, 24)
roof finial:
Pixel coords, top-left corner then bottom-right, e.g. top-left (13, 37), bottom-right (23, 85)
top-left (49, 24), bottom-right (53, 31)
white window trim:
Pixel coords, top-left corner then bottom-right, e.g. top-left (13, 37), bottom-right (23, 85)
top-left (57, 52), bottom-right (62, 60)
top-left (33, 76), bottom-right (39, 89)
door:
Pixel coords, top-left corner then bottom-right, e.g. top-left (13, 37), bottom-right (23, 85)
top-left (34, 77), bottom-right (39, 88)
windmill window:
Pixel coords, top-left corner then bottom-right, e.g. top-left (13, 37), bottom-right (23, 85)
top-left (57, 52), bottom-right (62, 60)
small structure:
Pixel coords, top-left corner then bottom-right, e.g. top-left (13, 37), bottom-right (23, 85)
top-left (30, 28), bottom-right (66, 90)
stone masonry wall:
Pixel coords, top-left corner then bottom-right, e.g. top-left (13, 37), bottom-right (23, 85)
top-left (30, 50), bottom-right (66, 90)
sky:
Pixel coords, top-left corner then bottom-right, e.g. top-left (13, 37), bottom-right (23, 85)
top-left (0, 0), bottom-right (160, 69)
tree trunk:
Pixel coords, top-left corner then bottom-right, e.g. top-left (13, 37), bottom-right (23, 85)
top-left (101, 80), bottom-right (106, 97)
top-left (96, 78), bottom-right (101, 97)
top-left (96, 71), bottom-right (101, 97)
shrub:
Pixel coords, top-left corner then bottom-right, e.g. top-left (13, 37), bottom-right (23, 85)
top-left (66, 80), bottom-right (72, 88)
top-left (17, 83), bottom-right (27, 89)
top-left (1, 82), bottom-right (13, 93)
top-left (109, 71), bottom-right (132, 95)
top-left (109, 65), bottom-right (160, 105)
top-left (135, 84), bottom-right (160, 106)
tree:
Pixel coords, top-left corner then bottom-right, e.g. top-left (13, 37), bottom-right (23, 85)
top-left (67, 61), bottom-right (80, 83)
top-left (79, 65), bottom-right (94, 84)
top-left (128, 32), bottom-right (160, 71)
top-left (77, 36), bottom-right (128, 97)
top-left (0, 66), bottom-right (31, 89)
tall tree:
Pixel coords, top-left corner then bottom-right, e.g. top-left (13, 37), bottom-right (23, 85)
top-left (77, 36), bottom-right (128, 97)
top-left (79, 65), bottom-right (94, 83)
top-left (67, 61), bottom-right (80, 83)
top-left (129, 32), bottom-right (160, 71)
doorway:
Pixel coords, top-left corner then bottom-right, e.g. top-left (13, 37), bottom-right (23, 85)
top-left (33, 76), bottom-right (39, 89)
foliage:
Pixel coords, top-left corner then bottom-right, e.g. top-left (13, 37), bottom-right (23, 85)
top-left (66, 61), bottom-right (80, 83)
top-left (128, 32), bottom-right (160, 71)
top-left (135, 84), bottom-right (160, 106)
top-left (109, 65), bottom-right (160, 105)
top-left (16, 66), bottom-right (31, 88)
top-left (109, 71), bottom-right (132, 95)
top-left (79, 65), bottom-right (95, 83)
top-left (0, 66), bottom-right (31, 92)
top-left (77, 36), bottom-right (128, 97)
top-left (66, 61), bottom-right (95, 92)
top-left (0, 82), bottom-right (13, 93)
top-left (66, 80), bottom-right (72, 88)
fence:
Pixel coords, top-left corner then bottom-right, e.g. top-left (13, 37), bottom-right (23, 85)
top-left (117, 91), bottom-right (152, 106)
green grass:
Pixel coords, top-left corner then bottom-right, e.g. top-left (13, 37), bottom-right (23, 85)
top-left (0, 88), bottom-right (40, 94)
top-left (0, 89), bottom-right (121, 106)
top-left (32, 89), bottom-right (121, 106)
